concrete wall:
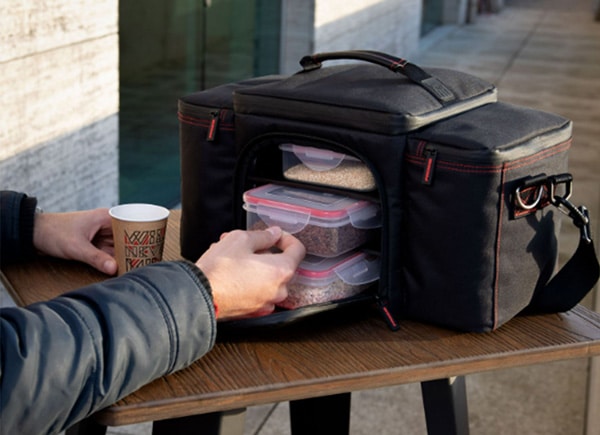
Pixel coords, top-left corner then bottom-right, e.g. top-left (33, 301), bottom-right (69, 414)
top-left (279, 0), bottom-right (479, 77)
top-left (314, 0), bottom-right (422, 58)
top-left (443, 0), bottom-right (470, 24)
top-left (119, 0), bottom-right (203, 78)
top-left (279, 0), bottom-right (316, 75)
top-left (0, 0), bottom-right (119, 212)
top-left (279, 0), bottom-right (426, 75)
top-left (0, 0), bottom-right (437, 212)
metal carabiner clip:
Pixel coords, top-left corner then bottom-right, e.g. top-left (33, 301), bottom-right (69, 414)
top-left (552, 197), bottom-right (592, 244)
top-left (548, 173), bottom-right (573, 206)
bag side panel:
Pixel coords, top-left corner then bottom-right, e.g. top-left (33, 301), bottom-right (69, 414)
top-left (495, 143), bottom-right (569, 325)
top-left (179, 76), bottom-right (285, 261)
top-left (402, 148), bottom-right (501, 331)
top-left (403, 102), bottom-right (571, 332)
top-left (179, 107), bottom-right (237, 260)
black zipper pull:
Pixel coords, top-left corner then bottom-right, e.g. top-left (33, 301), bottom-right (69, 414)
top-left (206, 111), bottom-right (220, 142)
top-left (421, 148), bottom-right (437, 185)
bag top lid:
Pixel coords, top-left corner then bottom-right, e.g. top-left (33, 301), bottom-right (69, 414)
top-left (178, 75), bottom-right (285, 110)
top-left (234, 51), bottom-right (497, 134)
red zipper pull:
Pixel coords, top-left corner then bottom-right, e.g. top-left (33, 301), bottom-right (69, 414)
top-left (421, 148), bottom-right (437, 185)
top-left (376, 296), bottom-right (401, 330)
top-left (206, 111), bottom-right (220, 142)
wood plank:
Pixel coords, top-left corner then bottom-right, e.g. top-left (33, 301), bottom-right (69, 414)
top-left (92, 304), bottom-right (600, 426)
top-left (4, 209), bottom-right (600, 428)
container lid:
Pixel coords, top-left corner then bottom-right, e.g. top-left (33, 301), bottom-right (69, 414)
top-left (296, 251), bottom-right (381, 285)
top-left (243, 184), bottom-right (381, 231)
top-left (279, 143), bottom-right (358, 171)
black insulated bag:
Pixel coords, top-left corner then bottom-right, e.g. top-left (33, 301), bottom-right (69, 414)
top-left (179, 50), bottom-right (599, 332)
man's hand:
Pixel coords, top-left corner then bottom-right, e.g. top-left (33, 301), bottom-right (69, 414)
top-left (33, 209), bottom-right (117, 275)
top-left (195, 227), bottom-right (306, 320)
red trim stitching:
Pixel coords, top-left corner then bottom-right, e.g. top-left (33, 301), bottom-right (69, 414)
top-left (416, 140), bottom-right (427, 156)
top-left (493, 165), bottom-right (508, 330)
top-left (390, 59), bottom-right (407, 69)
top-left (406, 140), bottom-right (571, 174)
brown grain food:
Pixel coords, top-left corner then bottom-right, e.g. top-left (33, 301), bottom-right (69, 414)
top-left (283, 160), bottom-right (376, 191)
top-left (250, 220), bottom-right (368, 257)
top-left (277, 280), bottom-right (369, 309)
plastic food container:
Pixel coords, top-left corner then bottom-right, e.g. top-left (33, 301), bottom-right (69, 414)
top-left (280, 144), bottom-right (376, 191)
top-left (278, 250), bottom-right (381, 309)
top-left (243, 184), bottom-right (381, 257)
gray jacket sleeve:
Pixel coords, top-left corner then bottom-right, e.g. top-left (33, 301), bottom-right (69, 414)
top-left (0, 260), bottom-right (217, 435)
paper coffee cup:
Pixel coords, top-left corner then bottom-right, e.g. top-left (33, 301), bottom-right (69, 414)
top-left (109, 204), bottom-right (170, 275)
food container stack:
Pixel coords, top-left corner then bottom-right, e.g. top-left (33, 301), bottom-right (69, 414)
top-left (279, 252), bottom-right (381, 309)
top-left (243, 184), bottom-right (380, 258)
top-left (242, 144), bottom-right (381, 309)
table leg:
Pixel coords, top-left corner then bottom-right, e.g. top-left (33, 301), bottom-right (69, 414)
top-left (420, 376), bottom-right (469, 435)
top-left (152, 409), bottom-right (246, 435)
top-left (65, 418), bottom-right (107, 435)
top-left (289, 393), bottom-right (351, 435)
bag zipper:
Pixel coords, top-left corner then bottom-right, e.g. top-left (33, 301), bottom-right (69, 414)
top-left (178, 102), bottom-right (233, 142)
top-left (235, 132), bottom-right (400, 327)
top-left (413, 126), bottom-right (572, 186)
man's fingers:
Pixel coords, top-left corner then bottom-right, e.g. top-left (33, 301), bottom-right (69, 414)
top-left (80, 244), bottom-right (117, 275)
top-left (275, 232), bottom-right (306, 264)
top-left (222, 227), bottom-right (283, 253)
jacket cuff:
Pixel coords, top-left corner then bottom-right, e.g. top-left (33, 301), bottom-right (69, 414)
top-left (178, 260), bottom-right (218, 317)
top-left (0, 191), bottom-right (38, 265)
top-left (19, 195), bottom-right (38, 259)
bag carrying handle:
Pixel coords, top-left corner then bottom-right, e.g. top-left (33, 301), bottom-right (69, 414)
top-left (518, 174), bottom-right (600, 313)
top-left (299, 50), bottom-right (457, 104)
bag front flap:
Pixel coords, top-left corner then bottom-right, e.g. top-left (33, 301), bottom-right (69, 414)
top-left (234, 62), bottom-right (497, 135)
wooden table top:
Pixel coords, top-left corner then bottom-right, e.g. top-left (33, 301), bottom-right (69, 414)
top-left (3, 210), bottom-right (600, 426)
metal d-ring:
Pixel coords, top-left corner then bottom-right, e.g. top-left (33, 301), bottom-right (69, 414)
top-left (515, 185), bottom-right (545, 210)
